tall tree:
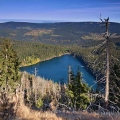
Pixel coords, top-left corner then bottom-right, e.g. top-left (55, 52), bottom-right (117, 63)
top-left (67, 69), bottom-right (90, 110)
top-left (0, 39), bottom-right (20, 92)
top-left (104, 17), bottom-right (110, 107)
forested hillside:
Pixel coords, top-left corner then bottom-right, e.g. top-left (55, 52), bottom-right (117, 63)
top-left (0, 38), bottom-right (66, 66)
top-left (0, 22), bottom-right (120, 46)
top-left (0, 37), bottom-right (120, 70)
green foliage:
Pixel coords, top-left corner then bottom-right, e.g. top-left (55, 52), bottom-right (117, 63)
top-left (22, 56), bottom-right (40, 66)
top-left (67, 69), bottom-right (90, 110)
top-left (10, 40), bottom-right (65, 66)
top-left (109, 64), bottom-right (120, 107)
top-left (36, 98), bottom-right (44, 108)
top-left (0, 39), bottom-right (20, 90)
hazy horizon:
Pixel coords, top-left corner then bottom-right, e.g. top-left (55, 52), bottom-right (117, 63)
top-left (1, 0), bottom-right (120, 23)
top-left (0, 19), bottom-right (120, 24)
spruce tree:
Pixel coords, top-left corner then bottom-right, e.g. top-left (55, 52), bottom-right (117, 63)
top-left (67, 69), bottom-right (90, 110)
top-left (0, 39), bottom-right (20, 91)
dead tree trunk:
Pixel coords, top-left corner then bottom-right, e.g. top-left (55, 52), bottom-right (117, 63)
top-left (104, 17), bottom-right (110, 107)
top-left (68, 65), bottom-right (71, 84)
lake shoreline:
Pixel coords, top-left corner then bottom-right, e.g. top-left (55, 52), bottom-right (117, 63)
top-left (20, 52), bottom-right (96, 80)
top-left (20, 53), bottom-right (70, 68)
top-left (68, 53), bottom-right (96, 79)
top-left (71, 54), bottom-right (96, 78)
top-left (20, 54), bottom-right (95, 86)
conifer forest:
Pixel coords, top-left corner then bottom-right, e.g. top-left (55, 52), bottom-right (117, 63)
top-left (0, 19), bottom-right (120, 120)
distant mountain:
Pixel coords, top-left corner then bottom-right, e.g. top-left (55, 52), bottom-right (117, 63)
top-left (0, 19), bottom-right (60, 23)
top-left (0, 22), bottom-right (120, 46)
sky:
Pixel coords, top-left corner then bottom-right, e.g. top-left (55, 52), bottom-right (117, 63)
top-left (0, 0), bottom-right (120, 23)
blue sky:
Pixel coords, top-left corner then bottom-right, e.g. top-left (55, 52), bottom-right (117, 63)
top-left (0, 0), bottom-right (120, 23)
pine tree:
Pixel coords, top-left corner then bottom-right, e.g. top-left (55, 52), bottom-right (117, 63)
top-left (0, 39), bottom-right (20, 92)
top-left (67, 69), bottom-right (90, 110)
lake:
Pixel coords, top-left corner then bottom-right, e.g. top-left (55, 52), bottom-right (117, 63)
top-left (20, 54), bottom-right (95, 87)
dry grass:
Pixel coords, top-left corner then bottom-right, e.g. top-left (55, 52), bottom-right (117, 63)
top-left (0, 95), bottom-right (120, 120)
top-left (16, 104), bottom-right (120, 120)
top-left (56, 111), bottom-right (100, 120)
top-left (56, 111), bottom-right (120, 120)
top-left (16, 104), bottom-right (62, 120)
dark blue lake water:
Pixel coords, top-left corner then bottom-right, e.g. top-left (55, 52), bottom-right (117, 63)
top-left (20, 54), bottom-right (95, 86)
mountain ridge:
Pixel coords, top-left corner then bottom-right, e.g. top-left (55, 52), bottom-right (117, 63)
top-left (0, 22), bottom-right (120, 46)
